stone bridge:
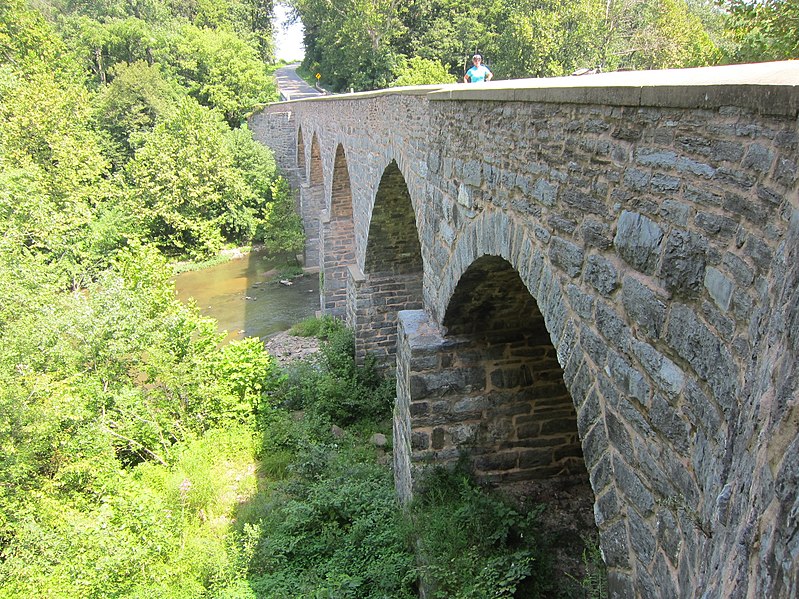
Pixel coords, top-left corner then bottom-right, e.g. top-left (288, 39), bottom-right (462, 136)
top-left (250, 61), bottom-right (799, 598)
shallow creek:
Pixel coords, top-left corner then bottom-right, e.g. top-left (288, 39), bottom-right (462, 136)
top-left (173, 250), bottom-right (320, 342)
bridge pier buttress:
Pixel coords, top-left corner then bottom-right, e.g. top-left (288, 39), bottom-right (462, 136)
top-left (298, 181), bottom-right (321, 268)
top-left (319, 145), bottom-right (357, 318)
top-left (346, 265), bottom-right (423, 368)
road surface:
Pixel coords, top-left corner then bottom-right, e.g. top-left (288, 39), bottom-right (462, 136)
top-left (274, 63), bottom-right (324, 101)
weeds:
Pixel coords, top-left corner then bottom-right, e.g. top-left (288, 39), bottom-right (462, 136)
top-left (565, 537), bottom-right (608, 599)
top-left (409, 464), bottom-right (556, 598)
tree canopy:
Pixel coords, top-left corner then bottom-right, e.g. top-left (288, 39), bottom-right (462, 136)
top-left (291, 0), bottom-right (795, 92)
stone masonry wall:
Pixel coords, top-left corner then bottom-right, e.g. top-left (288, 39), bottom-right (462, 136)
top-left (250, 62), bottom-right (799, 598)
top-left (346, 266), bottom-right (424, 367)
top-left (320, 146), bottom-right (356, 317)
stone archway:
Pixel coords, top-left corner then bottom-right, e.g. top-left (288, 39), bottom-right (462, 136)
top-left (320, 144), bottom-right (355, 317)
top-left (438, 255), bottom-right (586, 483)
top-left (348, 160), bottom-right (424, 366)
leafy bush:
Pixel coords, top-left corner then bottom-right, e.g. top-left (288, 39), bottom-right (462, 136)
top-left (410, 465), bottom-right (556, 598)
top-left (275, 322), bottom-right (395, 426)
top-left (391, 56), bottom-right (457, 87)
top-left (240, 442), bottom-right (416, 598)
top-left (288, 314), bottom-right (341, 339)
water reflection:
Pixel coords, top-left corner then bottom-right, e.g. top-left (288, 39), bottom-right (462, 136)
top-left (174, 250), bottom-right (320, 342)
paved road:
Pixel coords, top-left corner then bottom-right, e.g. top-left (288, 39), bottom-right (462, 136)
top-left (275, 63), bottom-right (324, 101)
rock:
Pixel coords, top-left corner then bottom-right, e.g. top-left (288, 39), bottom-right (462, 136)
top-left (331, 425), bottom-right (345, 439)
top-left (370, 433), bottom-right (388, 447)
top-left (263, 332), bottom-right (320, 367)
top-left (279, 279), bottom-right (293, 286)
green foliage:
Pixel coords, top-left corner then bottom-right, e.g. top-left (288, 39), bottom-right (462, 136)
top-left (0, 234), bottom-right (279, 596)
top-left (288, 314), bottom-right (344, 338)
top-left (410, 465), bottom-right (555, 598)
top-left (293, 0), bottom-right (406, 91)
top-left (391, 56), bottom-right (457, 86)
top-left (242, 441), bottom-right (416, 598)
top-left (293, 0), bottom-right (739, 89)
top-left (721, 0), bottom-right (799, 61)
top-left (125, 98), bottom-right (300, 258)
top-left (166, 24), bottom-right (276, 125)
top-left (566, 537), bottom-right (609, 599)
top-left (275, 323), bottom-right (395, 426)
top-left (94, 60), bottom-right (182, 161)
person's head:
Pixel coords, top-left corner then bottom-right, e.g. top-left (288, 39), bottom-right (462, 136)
top-left (472, 54), bottom-right (482, 65)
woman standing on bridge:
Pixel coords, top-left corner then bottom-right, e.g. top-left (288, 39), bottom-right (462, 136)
top-left (464, 54), bottom-right (493, 83)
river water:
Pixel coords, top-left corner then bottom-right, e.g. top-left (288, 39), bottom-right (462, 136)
top-left (173, 251), bottom-right (320, 342)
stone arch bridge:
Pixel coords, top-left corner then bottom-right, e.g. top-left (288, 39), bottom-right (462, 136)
top-left (250, 61), bottom-right (799, 597)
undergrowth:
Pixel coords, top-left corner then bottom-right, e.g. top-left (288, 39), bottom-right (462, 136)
top-left (234, 315), bottom-right (573, 598)
top-left (409, 464), bottom-right (556, 599)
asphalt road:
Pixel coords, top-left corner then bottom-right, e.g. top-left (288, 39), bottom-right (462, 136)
top-left (274, 63), bottom-right (324, 101)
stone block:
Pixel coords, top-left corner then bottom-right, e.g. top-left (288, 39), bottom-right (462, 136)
top-left (650, 394), bottom-right (691, 455)
top-left (595, 302), bottom-right (629, 350)
top-left (622, 276), bottom-right (666, 339)
top-left (659, 229), bottom-right (707, 295)
top-left (595, 487), bottom-right (620, 526)
top-left (607, 351), bottom-right (651, 406)
top-left (651, 173), bottom-right (681, 192)
top-left (629, 340), bottom-right (685, 400)
top-left (656, 508), bottom-right (681, 567)
top-left (411, 431), bottom-right (429, 450)
top-left (518, 447), bottom-right (553, 469)
top-left (562, 188), bottom-right (607, 215)
top-left (664, 304), bottom-right (737, 408)
top-left (704, 266), bottom-right (734, 312)
top-left (660, 200), bottom-right (692, 226)
top-left (590, 453), bottom-right (613, 492)
top-left (431, 427), bottom-right (446, 450)
top-left (742, 143), bottom-right (775, 173)
top-left (614, 210), bottom-right (664, 275)
top-left (614, 455), bottom-right (655, 516)
top-left (582, 418), bottom-right (609, 469)
top-left (585, 254), bottom-right (619, 297)
top-left (695, 211), bottom-right (738, 238)
top-left (540, 416), bottom-right (578, 435)
top-left (549, 236), bottom-right (585, 278)
top-left (567, 284), bottom-right (595, 318)
top-left (474, 451), bottom-right (518, 472)
top-left (602, 520), bottom-right (632, 569)
top-left (627, 507), bottom-right (656, 565)
top-left (744, 234), bottom-right (773, 271)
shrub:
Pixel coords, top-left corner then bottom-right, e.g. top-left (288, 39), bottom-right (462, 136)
top-left (409, 465), bottom-right (556, 598)
top-left (241, 443), bottom-right (416, 598)
top-left (275, 322), bottom-right (394, 426)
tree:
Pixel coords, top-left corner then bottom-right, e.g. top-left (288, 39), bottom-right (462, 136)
top-left (125, 97), bottom-right (300, 257)
top-left (292, 0), bottom-right (406, 91)
top-left (165, 24), bottom-right (276, 124)
top-left (390, 56), bottom-right (457, 86)
top-left (721, 0), bottom-right (799, 61)
top-left (94, 60), bottom-right (182, 162)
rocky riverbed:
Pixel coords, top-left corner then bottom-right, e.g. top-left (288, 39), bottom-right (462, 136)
top-left (263, 331), bottom-right (321, 366)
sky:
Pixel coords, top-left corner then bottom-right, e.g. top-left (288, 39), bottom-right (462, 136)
top-left (273, 3), bottom-right (305, 62)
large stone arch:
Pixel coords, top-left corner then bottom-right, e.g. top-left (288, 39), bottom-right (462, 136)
top-left (401, 206), bottom-right (684, 596)
top-left (319, 144), bottom-right (355, 317)
top-left (439, 254), bottom-right (587, 482)
top-left (348, 160), bottom-right (424, 366)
